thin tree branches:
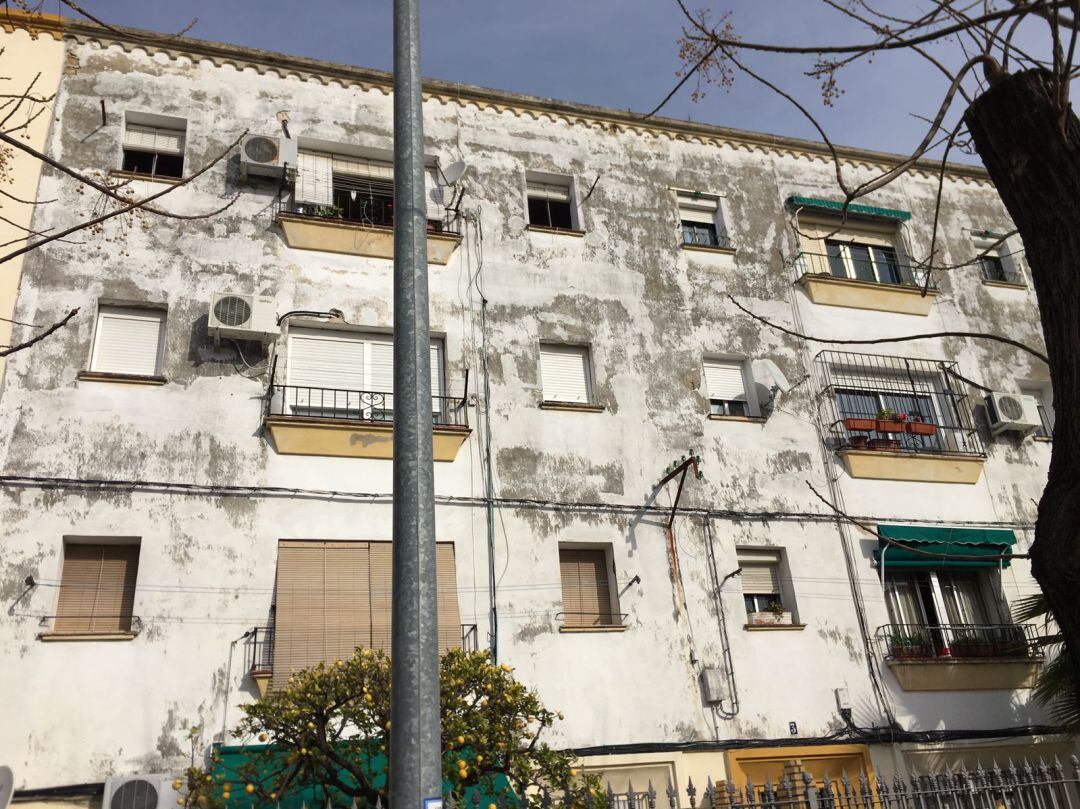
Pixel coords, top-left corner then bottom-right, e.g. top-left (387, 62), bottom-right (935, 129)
top-left (0, 307), bottom-right (77, 357)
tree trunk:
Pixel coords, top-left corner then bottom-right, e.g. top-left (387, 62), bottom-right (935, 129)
top-left (965, 68), bottom-right (1080, 695)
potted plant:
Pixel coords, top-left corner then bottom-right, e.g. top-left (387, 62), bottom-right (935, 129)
top-left (848, 434), bottom-right (869, 449)
top-left (747, 601), bottom-right (793, 626)
top-left (875, 407), bottom-right (908, 433)
top-left (868, 437), bottom-right (902, 450)
top-left (946, 630), bottom-right (981, 658)
top-left (843, 416), bottom-right (878, 432)
top-left (314, 204), bottom-right (343, 219)
top-left (904, 414), bottom-right (939, 436)
top-left (888, 630), bottom-right (932, 659)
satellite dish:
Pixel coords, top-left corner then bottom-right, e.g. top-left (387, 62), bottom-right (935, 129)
top-left (0, 766), bottom-right (14, 809)
top-left (441, 161), bottom-right (468, 186)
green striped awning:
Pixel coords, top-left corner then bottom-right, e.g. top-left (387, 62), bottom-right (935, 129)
top-left (874, 525), bottom-right (1017, 569)
top-left (788, 195), bottom-right (912, 222)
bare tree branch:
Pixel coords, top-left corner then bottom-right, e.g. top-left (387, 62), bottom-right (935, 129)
top-left (0, 307), bottom-right (77, 357)
top-left (725, 293), bottom-right (1049, 363)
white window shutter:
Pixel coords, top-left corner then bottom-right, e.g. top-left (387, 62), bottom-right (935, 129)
top-left (90, 306), bottom-right (165, 376)
top-left (540, 344), bottom-right (591, 403)
top-left (737, 549), bottom-right (782, 594)
top-left (295, 151), bottom-right (333, 206)
top-left (286, 327), bottom-right (366, 411)
top-left (332, 156), bottom-right (394, 180)
top-left (367, 336), bottom-right (395, 416)
top-left (124, 123), bottom-right (185, 155)
top-left (678, 193), bottom-right (719, 225)
top-left (426, 168), bottom-right (446, 223)
top-left (703, 359), bottom-right (747, 401)
top-left (429, 341), bottom-right (444, 412)
top-left (527, 181), bottom-right (571, 203)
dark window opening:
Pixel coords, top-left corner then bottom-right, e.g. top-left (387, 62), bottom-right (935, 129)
top-left (121, 149), bottom-right (184, 179)
top-left (980, 255), bottom-right (1020, 284)
top-left (528, 196), bottom-right (573, 230)
top-left (744, 593), bottom-right (782, 614)
top-left (682, 221), bottom-right (719, 247)
top-left (710, 398), bottom-right (748, 417)
top-left (325, 177), bottom-right (443, 233)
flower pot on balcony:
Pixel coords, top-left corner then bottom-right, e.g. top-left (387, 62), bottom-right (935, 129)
top-left (747, 611), bottom-right (793, 626)
top-left (875, 419), bottom-right (908, 433)
top-left (906, 421), bottom-right (938, 436)
top-left (849, 435), bottom-right (869, 449)
top-left (868, 437), bottom-right (902, 451)
top-left (888, 638), bottom-right (933, 659)
top-left (843, 417), bottom-right (878, 432)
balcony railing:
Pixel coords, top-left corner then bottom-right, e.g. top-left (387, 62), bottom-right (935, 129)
top-left (794, 251), bottom-right (936, 291)
top-left (815, 351), bottom-right (984, 457)
top-left (246, 624), bottom-right (481, 673)
top-left (266, 384), bottom-right (468, 428)
top-left (877, 622), bottom-right (1042, 661)
top-left (277, 195), bottom-right (462, 236)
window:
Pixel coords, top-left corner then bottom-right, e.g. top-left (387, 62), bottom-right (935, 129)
top-left (526, 176), bottom-right (575, 230)
top-left (559, 546), bottom-right (619, 628)
top-left (284, 326), bottom-right (444, 421)
top-left (737, 549), bottom-right (785, 616)
top-left (54, 541), bottom-right (140, 634)
top-left (89, 305), bottom-right (166, 377)
top-left (1020, 384), bottom-right (1054, 437)
top-left (977, 241), bottom-right (1025, 285)
top-left (703, 357), bottom-right (754, 417)
top-left (678, 191), bottom-right (730, 248)
top-left (294, 151), bottom-right (445, 231)
top-left (825, 239), bottom-right (909, 285)
top-left (122, 114), bottom-right (185, 179)
top-left (539, 343), bottom-right (592, 404)
top-left (272, 540), bottom-right (460, 686)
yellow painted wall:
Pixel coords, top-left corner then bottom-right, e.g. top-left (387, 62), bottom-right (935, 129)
top-left (0, 14), bottom-right (65, 387)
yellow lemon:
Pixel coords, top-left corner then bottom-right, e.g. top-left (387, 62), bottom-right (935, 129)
top-left (570, 768), bottom-right (578, 777)
top-left (176, 799), bottom-right (184, 806)
top-left (364, 694), bottom-right (373, 704)
top-left (307, 721), bottom-right (316, 730)
top-left (245, 785), bottom-right (255, 795)
top-left (172, 781), bottom-right (183, 791)
top-left (500, 664), bottom-right (512, 672)
top-left (457, 735), bottom-right (465, 745)
top-left (476, 755), bottom-right (483, 763)
top-left (258, 733), bottom-right (268, 742)
top-left (300, 747), bottom-right (307, 755)
top-left (270, 794), bottom-right (277, 801)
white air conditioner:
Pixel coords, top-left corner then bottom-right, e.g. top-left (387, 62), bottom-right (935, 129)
top-left (208, 292), bottom-right (279, 342)
top-left (986, 391), bottom-right (1042, 436)
top-left (239, 133), bottom-right (298, 180)
top-left (102, 774), bottom-right (182, 809)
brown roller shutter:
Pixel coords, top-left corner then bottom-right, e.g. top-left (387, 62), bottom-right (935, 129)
top-left (559, 548), bottom-right (614, 628)
top-left (436, 543), bottom-right (462, 654)
top-left (368, 542), bottom-right (393, 653)
top-left (55, 543), bottom-right (139, 633)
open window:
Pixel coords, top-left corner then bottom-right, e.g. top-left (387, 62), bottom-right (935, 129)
top-left (677, 191), bottom-right (732, 250)
top-left (122, 112), bottom-right (186, 179)
top-left (526, 173), bottom-right (577, 231)
top-left (974, 233), bottom-right (1025, 286)
top-left (703, 357), bottom-right (758, 418)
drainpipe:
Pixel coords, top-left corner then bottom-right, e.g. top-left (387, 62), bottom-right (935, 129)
top-left (705, 516), bottom-right (740, 718)
top-left (480, 292), bottom-right (498, 661)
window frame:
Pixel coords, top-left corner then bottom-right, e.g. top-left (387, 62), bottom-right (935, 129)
top-left (974, 235), bottom-right (1026, 286)
top-left (675, 189), bottom-right (732, 250)
top-left (538, 342), bottom-right (595, 406)
top-left (736, 547), bottom-right (798, 624)
top-left (51, 537), bottom-right (141, 636)
top-left (703, 355), bottom-right (759, 418)
top-left (120, 111), bottom-right (187, 180)
top-left (87, 302), bottom-right (167, 379)
top-left (557, 542), bottom-right (622, 630)
top-left (1019, 382), bottom-right (1054, 438)
top-left (524, 172), bottom-right (579, 231)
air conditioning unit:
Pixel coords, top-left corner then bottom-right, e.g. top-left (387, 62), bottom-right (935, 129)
top-left (102, 774), bottom-right (182, 809)
top-left (208, 292), bottom-right (279, 342)
top-left (985, 391), bottom-right (1042, 436)
top-left (239, 133), bottom-right (298, 180)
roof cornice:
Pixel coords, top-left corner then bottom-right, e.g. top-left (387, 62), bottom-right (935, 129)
top-left (1, 10), bottom-right (992, 184)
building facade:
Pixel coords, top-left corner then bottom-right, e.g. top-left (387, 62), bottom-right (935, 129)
top-left (0, 13), bottom-right (1068, 802)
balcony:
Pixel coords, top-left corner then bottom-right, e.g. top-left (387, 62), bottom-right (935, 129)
top-left (246, 623), bottom-right (479, 697)
top-left (877, 623), bottom-right (1044, 691)
top-left (275, 198), bottom-right (462, 265)
top-left (794, 251), bottom-right (938, 316)
top-left (263, 384), bottom-right (471, 461)
top-left (816, 351), bottom-right (986, 483)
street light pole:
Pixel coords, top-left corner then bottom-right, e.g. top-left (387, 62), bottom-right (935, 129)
top-left (390, 0), bottom-right (441, 805)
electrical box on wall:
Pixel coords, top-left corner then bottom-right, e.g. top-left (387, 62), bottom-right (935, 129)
top-left (700, 667), bottom-right (726, 705)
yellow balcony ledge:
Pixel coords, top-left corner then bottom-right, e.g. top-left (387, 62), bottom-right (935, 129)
top-left (838, 448), bottom-right (985, 484)
top-left (797, 272), bottom-right (938, 316)
top-left (265, 416), bottom-right (471, 462)
top-left (887, 657), bottom-right (1043, 691)
top-left (251, 671), bottom-right (272, 698)
top-left (277, 213), bottom-right (462, 265)
top-left (38, 631), bottom-right (138, 641)
top-left (559, 625), bottom-right (627, 633)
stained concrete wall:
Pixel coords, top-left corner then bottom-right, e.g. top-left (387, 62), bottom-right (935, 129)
top-left (0, 30), bottom-right (1057, 790)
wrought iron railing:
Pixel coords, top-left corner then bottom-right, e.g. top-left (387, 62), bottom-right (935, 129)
top-left (876, 623), bottom-right (1042, 661)
top-left (815, 351), bottom-right (984, 457)
top-left (265, 384), bottom-right (468, 428)
top-left (461, 624), bottom-right (479, 652)
top-left (277, 195), bottom-right (461, 236)
top-left (794, 251), bottom-right (936, 291)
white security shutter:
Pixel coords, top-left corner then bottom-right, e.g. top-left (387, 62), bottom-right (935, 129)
top-left (703, 358), bottom-right (747, 401)
top-left (90, 306), bottom-right (165, 376)
top-left (678, 192), bottom-right (718, 225)
top-left (737, 549), bottom-right (782, 594)
top-left (295, 150), bottom-right (333, 206)
top-left (540, 344), bottom-right (591, 403)
top-left (526, 181), bottom-right (571, 203)
top-left (124, 123), bottom-right (185, 155)
top-left (430, 341), bottom-right (444, 413)
top-left (286, 327), bottom-right (366, 411)
top-left (332, 156), bottom-right (394, 180)
top-left (426, 168), bottom-right (446, 223)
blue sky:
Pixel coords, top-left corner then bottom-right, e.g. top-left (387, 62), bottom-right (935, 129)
top-left (71, 2), bottom-right (1055, 163)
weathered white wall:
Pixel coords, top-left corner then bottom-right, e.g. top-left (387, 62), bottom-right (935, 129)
top-left (0, 30), bottom-right (1057, 790)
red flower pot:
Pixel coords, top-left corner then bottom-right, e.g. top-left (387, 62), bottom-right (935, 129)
top-left (875, 420), bottom-right (907, 433)
top-left (906, 421), bottom-right (938, 436)
top-left (843, 418), bottom-right (877, 432)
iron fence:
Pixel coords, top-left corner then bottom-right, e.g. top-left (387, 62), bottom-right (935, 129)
top-left (794, 251), bottom-right (936, 291)
top-left (246, 625), bottom-right (274, 674)
top-left (877, 623), bottom-right (1042, 661)
top-left (265, 384), bottom-right (468, 428)
top-left (277, 194), bottom-right (461, 236)
top-left (814, 351), bottom-right (984, 457)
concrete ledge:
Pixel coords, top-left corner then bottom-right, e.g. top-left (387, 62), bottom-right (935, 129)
top-left (251, 671), bottom-right (271, 698)
top-left (108, 169), bottom-right (183, 186)
top-left (38, 632), bottom-right (137, 642)
top-left (1033, 435), bottom-right (1053, 443)
top-left (743, 623), bottom-right (806, 631)
top-left (526, 224), bottom-right (586, 237)
top-left (265, 416), bottom-right (471, 461)
top-left (708, 414), bottom-right (766, 423)
top-left (838, 448), bottom-right (985, 484)
top-left (797, 272), bottom-right (937, 316)
top-left (887, 657), bottom-right (1043, 691)
top-left (682, 242), bottom-right (736, 256)
top-left (982, 279), bottom-right (1027, 290)
top-left (559, 625), bottom-right (627, 633)
top-left (540, 401), bottom-right (605, 413)
top-left (277, 213), bottom-right (461, 264)
top-left (78, 370), bottom-right (166, 386)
